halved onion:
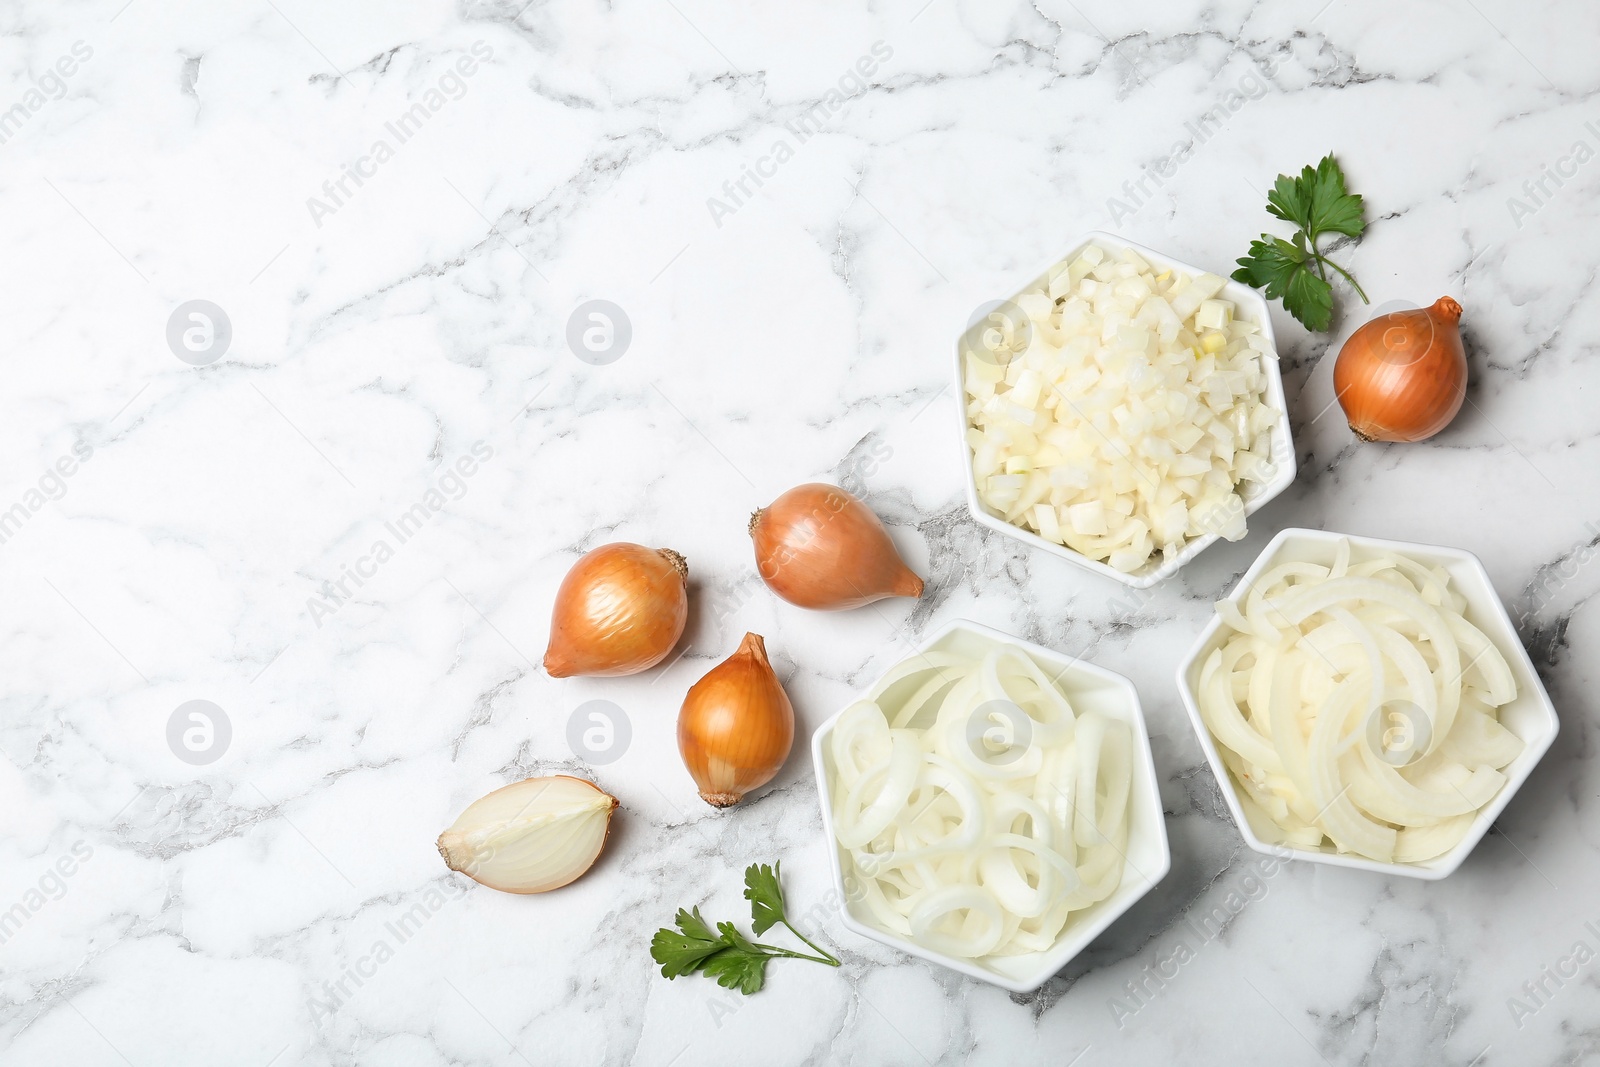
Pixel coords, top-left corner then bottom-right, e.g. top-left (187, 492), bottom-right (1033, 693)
top-left (436, 775), bottom-right (618, 894)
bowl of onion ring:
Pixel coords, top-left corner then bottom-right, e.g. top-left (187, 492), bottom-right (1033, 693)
top-left (812, 618), bottom-right (1170, 991)
top-left (1176, 528), bottom-right (1559, 879)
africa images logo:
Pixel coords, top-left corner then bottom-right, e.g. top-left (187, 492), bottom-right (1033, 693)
top-left (704, 41), bottom-right (893, 228)
top-left (306, 441), bottom-right (494, 627)
top-left (305, 41), bottom-right (494, 228)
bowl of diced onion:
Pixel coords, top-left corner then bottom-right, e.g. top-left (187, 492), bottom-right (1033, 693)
top-left (956, 232), bottom-right (1295, 588)
top-left (1175, 528), bottom-right (1560, 879)
top-left (811, 618), bottom-right (1170, 992)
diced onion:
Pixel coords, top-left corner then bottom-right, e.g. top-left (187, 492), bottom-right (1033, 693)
top-left (1196, 540), bottom-right (1523, 865)
top-left (830, 646), bottom-right (1133, 959)
top-left (964, 242), bottom-right (1278, 572)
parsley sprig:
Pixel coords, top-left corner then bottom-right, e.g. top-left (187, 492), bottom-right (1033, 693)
top-left (1231, 154), bottom-right (1370, 332)
top-left (650, 862), bottom-right (841, 995)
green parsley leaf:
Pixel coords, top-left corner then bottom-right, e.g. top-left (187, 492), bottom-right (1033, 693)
top-left (1307, 154), bottom-right (1365, 238)
top-left (649, 907), bottom-right (728, 979)
top-left (1265, 155), bottom-right (1365, 240)
top-left (701, 948), bottom-right (768, 995)
top-left (1285, 268), bottom-right (1334, 333)
top-left (1230, 235), bottom-right (1334, 332)
top-left (675, 906), bottom-right (718, 945)
top-left (1234, 154), bottom-right (1368, 331)
top-left (1231, 236), bottom-right (1309, 299)
top-left (1265, 170), bottom-right (1314, 232)
top-left (744, 862), bottom-right (786, 936)
top-left (703, 923), bottom-right (768, 994)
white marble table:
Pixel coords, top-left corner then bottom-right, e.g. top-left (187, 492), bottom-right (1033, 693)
top-left (2, 1), bottom-right (1597, 1064)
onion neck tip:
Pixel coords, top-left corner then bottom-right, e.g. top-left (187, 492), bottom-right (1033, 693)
top-left (1434, 296), bottom-right (1463, 322)
top-left (656, 547), bottom-right (688, 581)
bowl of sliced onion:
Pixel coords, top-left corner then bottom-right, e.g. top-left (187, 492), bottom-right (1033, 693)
top-left (956, 232), bottom-right (1295, 587)
top-left (1176, 528), bottom-right (1560, 879)
top-left (812, 618), bottom-right (1170, 991)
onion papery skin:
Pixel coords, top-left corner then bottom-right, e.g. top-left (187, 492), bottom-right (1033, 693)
top-left (678, 632), bottom-right (795, 807)
top-left (750, 483), bottom-right (924, 611)
top-left (1334, 297), bottom-right (1467, 443)
top-left (543, 543), bottom-right (688, 678)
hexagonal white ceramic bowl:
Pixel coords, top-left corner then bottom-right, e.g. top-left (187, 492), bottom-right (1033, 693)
top-left (1175, 527), bottom-right (1561, 880)
top-left (954, 231), bottom-right (1297, 589)
top-left (811, 618), bottom-right (1171, 992)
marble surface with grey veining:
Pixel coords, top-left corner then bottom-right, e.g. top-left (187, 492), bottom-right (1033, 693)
top-left (2, 0), bottom-right (1598, 1064)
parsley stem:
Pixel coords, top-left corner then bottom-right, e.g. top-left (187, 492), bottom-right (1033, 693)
top-left (1306, 228), bottom-right (1329, 283)
top-left (1314, 254), bottom-right (1369, 303)
top-left (751, 941), bottom-right (840, 966)
top-left (780, 921), bottom-right (841, 966)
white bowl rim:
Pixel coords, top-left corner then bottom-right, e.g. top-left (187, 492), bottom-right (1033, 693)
top-left (952, 229), bottom-right (1298, 589)
top-left (1173, 526), bottom-right (1562, 880)
top-left (811, 617), bottom-right (1172, 991)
